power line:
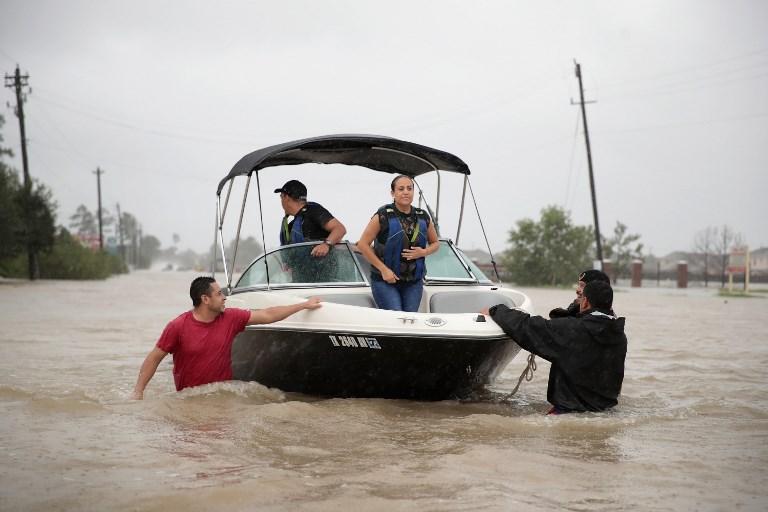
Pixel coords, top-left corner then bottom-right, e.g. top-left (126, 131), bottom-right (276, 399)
top-left (603, 70), bottom-right (768, 104)
top-left (563, 109), bottom-right (582, 210)
top-left (594, 111), bottom-right (768, 135)
top-left (0, 47), bottom-right (18, 64)
top-left (31, 92), bottom-right (254, 145)
top-left (598, 47), bottom-right (768, 90)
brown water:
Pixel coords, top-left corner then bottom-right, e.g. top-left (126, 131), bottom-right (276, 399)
top-left (1, 271), bottom-right (766, 511)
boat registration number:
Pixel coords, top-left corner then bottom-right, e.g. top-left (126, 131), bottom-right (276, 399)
top-left (329, 335), bottom-right (382, 350)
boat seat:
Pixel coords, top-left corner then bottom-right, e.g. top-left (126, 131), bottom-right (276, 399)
top-left (429, 290), bottom-right (516, 314)
top-left (320, 293), bottom-right (377, 308)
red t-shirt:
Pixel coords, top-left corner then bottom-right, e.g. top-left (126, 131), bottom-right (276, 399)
top-left (156, 308), bottom-right (251, 391)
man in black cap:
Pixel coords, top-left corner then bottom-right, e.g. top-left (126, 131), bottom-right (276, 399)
top-left (481, 280), bottom-right (627, 414)
top-left (275, 179), bottom-right (346, 258)
top-left (549, 269), bottom-right (611, 318)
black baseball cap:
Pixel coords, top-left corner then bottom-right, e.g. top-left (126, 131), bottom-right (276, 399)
top-left (274, 180), bottom-right (307, 200)
top-left (578, 269), bottom-right (610, 284)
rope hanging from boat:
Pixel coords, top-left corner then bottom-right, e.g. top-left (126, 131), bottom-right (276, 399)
top-left (466, 178), bottom-right (501, 283)
top-left (501, 353), bottom-right (537, 400)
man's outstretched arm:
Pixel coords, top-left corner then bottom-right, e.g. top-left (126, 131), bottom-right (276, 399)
top-left (481, 304), bottom-right (565, 363)
top-left (311, 218), bottom-right (347, 257)
top-left (247, 297), bottom-right (322, 325)
top-left (131, 347), bottom-right (168, 400)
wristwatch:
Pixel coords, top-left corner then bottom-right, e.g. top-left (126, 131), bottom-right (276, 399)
top-left (323, 239), bottom-right (334, 247)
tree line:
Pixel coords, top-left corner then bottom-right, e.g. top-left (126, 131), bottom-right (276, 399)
top-left (67, 204), bottom-right (162, 270)
top-left (499, 205), bottom-right (745, 287)
top-left (499, 205), bottom-right (643, 286)
top-left (0, 115), bottom-right (159, 280)
top-left (692, 225), bottom-right (744, 287)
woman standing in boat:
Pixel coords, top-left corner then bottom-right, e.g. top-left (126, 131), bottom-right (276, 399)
top-left (357, 175), bottom-right (439, 311)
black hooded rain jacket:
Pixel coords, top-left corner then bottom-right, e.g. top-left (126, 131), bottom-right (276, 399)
top-left (488, 304), bottom-right (627, 412)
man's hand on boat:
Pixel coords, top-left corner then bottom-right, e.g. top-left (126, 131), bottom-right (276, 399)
top-left (310, 242), bottom-right (331, 258)
top-left (247, 297), bottom-right (323, 324)
top-left (302, 297), bottom-right (323, 310)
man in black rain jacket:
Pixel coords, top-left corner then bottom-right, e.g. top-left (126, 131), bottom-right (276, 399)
top-left (483, 280), bottom-right (627, 413)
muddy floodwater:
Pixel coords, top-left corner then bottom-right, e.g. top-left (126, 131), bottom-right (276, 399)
top-left (1, 271), bottom-right (766, 511)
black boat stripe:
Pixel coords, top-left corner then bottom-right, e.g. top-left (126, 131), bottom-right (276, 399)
top-left (243, 326), bottom-right (509, 341)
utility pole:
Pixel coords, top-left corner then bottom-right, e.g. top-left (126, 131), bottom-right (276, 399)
top-left (571, 60), bottom-right (603, 266)
top-left (137, 224), bottom-right (143, 268)
top-left (93, 167), bottom-right (105, 250)
top-left (115, 202), bottom-right (125, 263)
top-left (4, 64), bottom-right (38, 279)
top-left (4, 65), bottom-right (31, 188)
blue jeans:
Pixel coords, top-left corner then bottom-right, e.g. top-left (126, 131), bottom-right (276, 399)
top-left (371, 279), bottom-right (423, 312)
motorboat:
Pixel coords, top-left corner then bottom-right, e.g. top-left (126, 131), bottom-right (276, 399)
top-left (213, 134), bottom-right (533, 400)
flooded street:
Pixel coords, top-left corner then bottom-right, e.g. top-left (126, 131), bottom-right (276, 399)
top-left (1, 270), bottom-right (766, 511)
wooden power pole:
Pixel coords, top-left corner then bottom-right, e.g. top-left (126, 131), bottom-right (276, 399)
top-left (4, 64), bottom-right (38, 279)
top-left (94, 167), bottom-right (105, 250)
top-left (572, 60), bottom-right (604, 266)
top-left (115, 202), bottom-right (125, 263)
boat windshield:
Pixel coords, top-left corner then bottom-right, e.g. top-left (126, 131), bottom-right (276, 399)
top-left (456, 248), bottom-right (493, 284)
top-left (235, 243), bottom-right (366, 288)
top-left (234, 240), bottom-right (492, 289)
top-left (424, 241), bottom-right (492, 283)
top-left (424, 241), bottom-right (473, 281)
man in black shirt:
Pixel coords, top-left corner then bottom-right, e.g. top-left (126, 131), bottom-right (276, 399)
top-left (482, 280), bottom-right (627, 414)
top-left (274, 180), bottom-right (346, 257)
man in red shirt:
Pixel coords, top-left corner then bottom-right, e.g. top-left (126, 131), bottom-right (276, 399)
top-left (131, 276), bottom-right (321, 399)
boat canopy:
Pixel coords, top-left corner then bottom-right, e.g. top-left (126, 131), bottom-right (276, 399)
top-left (217, 134), bottom-right (471, 195)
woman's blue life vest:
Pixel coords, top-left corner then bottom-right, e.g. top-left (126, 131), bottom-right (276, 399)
top-left (279, 203), bottom-right (316, 245)
top-left (374, 205), bottom-right (429, 281)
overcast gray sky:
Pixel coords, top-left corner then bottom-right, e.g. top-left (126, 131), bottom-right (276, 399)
top-left (1, 0), bottom-right (766, 258)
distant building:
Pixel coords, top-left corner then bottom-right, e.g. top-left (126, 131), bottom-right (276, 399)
top-left (642, 246), bottom-right (768, 283)
top-left (751, 247), bottom-right (768, 278)
top-left (74, 234), bottom-right (101, 251)
top-left (460, 248), bottom-right (506, 281)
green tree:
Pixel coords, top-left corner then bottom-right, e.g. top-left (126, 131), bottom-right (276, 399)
top-left (693, 226), bottom-right (717, 287)
top-left (69, 204), bottom-right (97, 237)
top-left (0, 115), bottom-right (23, 261)
top-left (41, 228), bottom-right (126, 279)
top-left (0, 167), bottom-right (23, 260)
top-left (501, 205), bottom-right (593, 286)
top-left (0, 115), bottom-right (56, 276)
top-left (138, 234), bottom-right (162, 268)
top-left (228, 236), bottom-right (264, 270)
top-left (603, 221), bottom-right (643, 283)
top-left (16, 180), bottom-right (57, 256)
top-left (205, 236), bottom-right (266, 273)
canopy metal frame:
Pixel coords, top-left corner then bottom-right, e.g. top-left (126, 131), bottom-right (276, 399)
top-left (213, 134), bottom-right (501, 289)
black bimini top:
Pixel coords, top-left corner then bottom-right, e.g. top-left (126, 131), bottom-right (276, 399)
top-left (217, 134), bottom-right (470, 195)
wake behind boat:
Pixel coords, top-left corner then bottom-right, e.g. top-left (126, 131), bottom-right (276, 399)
top-left (214, 135), bottom-right (533, 400)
